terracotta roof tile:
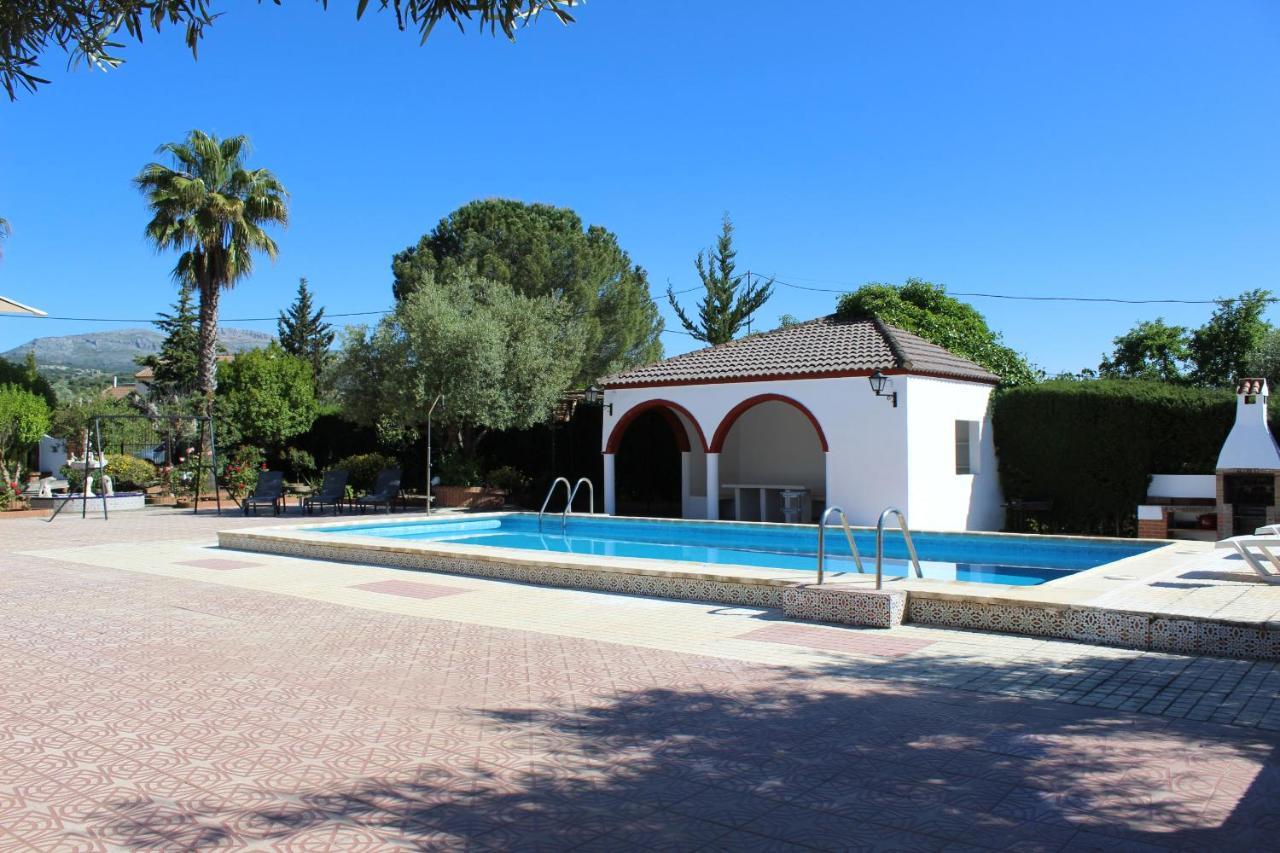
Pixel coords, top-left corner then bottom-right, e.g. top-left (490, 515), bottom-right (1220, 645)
top-left (601, 316), bottom-right (1000, 387)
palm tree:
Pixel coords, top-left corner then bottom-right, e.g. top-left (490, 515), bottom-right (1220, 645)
top-left (135, 131), bottom-right (288, 405)
top-left (0, 217), bottom-right (10, 258)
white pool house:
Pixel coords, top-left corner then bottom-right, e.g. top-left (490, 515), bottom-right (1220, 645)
top-left (597, 315), bottom-right (1005, 531)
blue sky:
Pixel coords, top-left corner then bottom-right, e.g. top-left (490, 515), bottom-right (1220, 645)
top-left (1, 1), bottom-right (1277, 374)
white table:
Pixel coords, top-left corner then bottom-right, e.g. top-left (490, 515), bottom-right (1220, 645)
top-left (722, 483), bottom-right (810, 523)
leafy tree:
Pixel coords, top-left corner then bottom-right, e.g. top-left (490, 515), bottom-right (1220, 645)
top-left (667, 215), bottom-right (774, 345)
top-left (136, 130), bottom-right (289, 405)
top-left (0, 355), bottom-right (56, 408)
top-left (0, 384), bottom-right (51, 485)
top-left (836, 278), bottom-right (1040, 387)
top-left (2, 1), bottom-right (579, 98)
top-left (1098, 318), bottom-right (1190, 382)
top-left (137, 278), bottom-right (200, 399)
top-left (335, 274), bottom-right (579, 483)
top-left (393, 199), bottom-right (661, 385)
top-left (1188, 290), bottom-right (1273, 387)
top-left (48, 395), bottom-right (134, 456)
top-left (215, 343), bottom-right (318, 452)
top-left (278, 277), bottom-right (334, 381)
top-left (1244, 328), bottom-right (1280, 391)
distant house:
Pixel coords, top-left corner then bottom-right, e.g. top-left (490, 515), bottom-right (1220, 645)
top-left (133, 366), bottom-right (154, 394)
top-left (598, 315), bottom-right (1004, 531)
top-left (100, 378), bottom-right (135, 401)
top-left (103, 355), bottom-right (232, 399)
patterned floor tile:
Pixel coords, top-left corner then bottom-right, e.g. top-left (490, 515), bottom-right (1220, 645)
top-left (0, 510), bottom-right (1276, 851)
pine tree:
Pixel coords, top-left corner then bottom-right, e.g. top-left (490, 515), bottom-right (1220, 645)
top-left (278, 278), bottom-right (335, 380)
top-left (138, 279), bottom-right (200, 398)
top-left (666, 214), bottom-right (774, 345)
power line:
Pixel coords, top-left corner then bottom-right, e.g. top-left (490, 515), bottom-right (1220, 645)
top-left (2, 277), bottom-right (1263, 328)
top-left (766, 275), bottom-right (1266, 305)
top-left (0, 310), bottom-right (392, 323)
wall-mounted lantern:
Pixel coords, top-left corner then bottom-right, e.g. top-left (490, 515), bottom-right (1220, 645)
top-left (868, 370), bottom-right (898, 408)
top-left (584, 385), bottom-right (613, 415)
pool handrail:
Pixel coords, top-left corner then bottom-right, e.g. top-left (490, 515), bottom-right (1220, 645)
top-left (816, 505), bottom-right (864, 584)
top-left (875, 506), bottom-right (923, 590)
top-left (564, 478), bottom-right (595, 531)
top-left (538, 477), bottom-right (573, 532)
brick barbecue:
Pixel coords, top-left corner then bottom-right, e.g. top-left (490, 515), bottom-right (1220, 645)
top-left (1216, 378), bottom-right (1280, 538)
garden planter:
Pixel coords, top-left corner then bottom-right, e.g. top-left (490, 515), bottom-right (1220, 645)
top-left (0, 507), bottom-right (50, 519)
top-left (434, 485), bottom-right (508, 510)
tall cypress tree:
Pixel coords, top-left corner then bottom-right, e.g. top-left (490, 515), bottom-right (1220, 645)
top-left (278, 277), bottom-right (335, 380)
top-left (138, 280), bottom-right (200, 398)
top-left (666, 214), bottom-right (774, 345)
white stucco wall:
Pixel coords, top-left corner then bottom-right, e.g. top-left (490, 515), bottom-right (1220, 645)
top-left (902, 376), bottom-right (1004, 531)
top-left (1217, 390), bottom-right (1280, 470)
top-left (1147, 474), bottom-right (1215, 500)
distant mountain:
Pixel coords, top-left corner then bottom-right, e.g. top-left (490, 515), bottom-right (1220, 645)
top-left (1, 328), bottom-right (275, 375)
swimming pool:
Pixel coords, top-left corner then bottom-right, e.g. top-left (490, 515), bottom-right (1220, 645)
top-left (314, 514), bottom-right (1159, 586)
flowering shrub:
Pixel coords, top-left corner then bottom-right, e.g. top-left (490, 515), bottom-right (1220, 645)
top-left (0, 479), bottom-right (23, 511)
top-left (163, 447), bottom-right (212, 499)
top-left (222, 446), bottom-right (266, 504)
top-left (104, 456), bottom-right (157, 491)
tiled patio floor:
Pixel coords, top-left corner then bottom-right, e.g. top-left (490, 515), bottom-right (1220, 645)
top-left (3, 509), bottom-right (1280, 850)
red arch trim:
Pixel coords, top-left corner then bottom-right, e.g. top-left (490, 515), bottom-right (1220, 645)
top-left (605, 399), bottom-right (708, 454)
top-left (709, 394), bottom-right (830, 453)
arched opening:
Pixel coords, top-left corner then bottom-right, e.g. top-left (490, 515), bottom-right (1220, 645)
top-left (613, 409), bottom-right (682, 517)
top-left (605, 400), bottom-right (708, 518)
top-left (711, 395), bottom-right (827, 523)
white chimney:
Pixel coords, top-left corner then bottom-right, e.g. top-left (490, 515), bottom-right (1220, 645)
top-left (1216, 378), bottom-right (1280, 470)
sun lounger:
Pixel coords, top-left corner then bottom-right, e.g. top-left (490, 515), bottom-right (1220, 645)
top-left (304, 469), bottom-right (349, 515)
top-left (243, 471), bottom-right (286, 516)
top-left (353, 468), bottom-right (401, 514)
top-left (1215, 535), bottom-right (1280, 583)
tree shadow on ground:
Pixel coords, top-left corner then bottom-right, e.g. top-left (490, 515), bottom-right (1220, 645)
top-left (87, 648), bottom-right (1280, 851)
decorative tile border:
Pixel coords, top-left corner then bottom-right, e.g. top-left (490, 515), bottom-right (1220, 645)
top-left (908, 596), bottom-right (1280, 661)
top-left (221, 530), bottom-right (1280, 661)
top-left (783, 586), bottom-right (905, 628)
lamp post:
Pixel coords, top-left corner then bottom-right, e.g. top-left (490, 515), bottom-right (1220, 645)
top-left (426, 394), bottom-right (443, 515)
top-left (868, 370), bottom-right (898, 407)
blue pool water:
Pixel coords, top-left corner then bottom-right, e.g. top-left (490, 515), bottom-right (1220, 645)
top-left (314, 515), bottom-right (1160, 586)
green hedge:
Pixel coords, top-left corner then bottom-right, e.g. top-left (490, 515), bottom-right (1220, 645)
top-left (991, 380), bottom-right (1275, 535)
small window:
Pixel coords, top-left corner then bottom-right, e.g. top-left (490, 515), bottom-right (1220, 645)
top-left (955, 420), bottom-right (979, 475)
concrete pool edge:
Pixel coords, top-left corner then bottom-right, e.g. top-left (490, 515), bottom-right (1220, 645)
top-left (218, 514), bottom-right (1280, 660)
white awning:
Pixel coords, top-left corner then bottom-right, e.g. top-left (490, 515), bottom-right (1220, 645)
top-left (0, 295), bottom-right (46, 316)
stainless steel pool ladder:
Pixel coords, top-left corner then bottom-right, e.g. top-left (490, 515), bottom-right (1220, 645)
top-left (538, 477), bottom-right (595, 533)
top-left (564, 478), bottom-right (595, 529)
top-left (538, 477), bottom-right (572, 532)
top-left (816, 506), bottom-right (864, 584)
top-left (874, 506), bottom-right (923, 590)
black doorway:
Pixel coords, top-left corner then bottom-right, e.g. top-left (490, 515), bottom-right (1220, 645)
top-left (614, 408), bottom-right (682, 518)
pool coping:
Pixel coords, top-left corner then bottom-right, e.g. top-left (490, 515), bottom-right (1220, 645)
top-left (217, 512), bottom-right (1280, 660)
